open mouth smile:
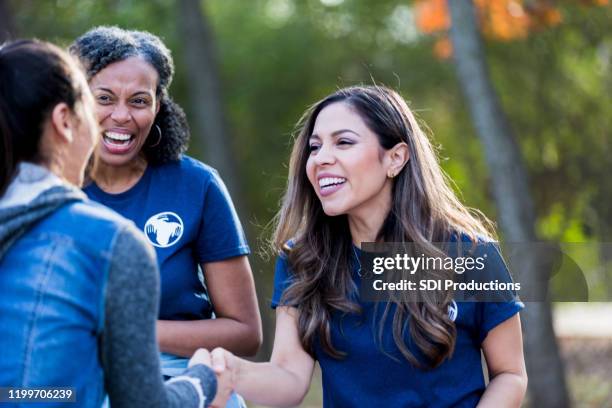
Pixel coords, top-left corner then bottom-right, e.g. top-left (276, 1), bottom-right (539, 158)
top-left (102, 131), bottom-right (136, 154)
top-left (318, 176), bottom-right (347, 197)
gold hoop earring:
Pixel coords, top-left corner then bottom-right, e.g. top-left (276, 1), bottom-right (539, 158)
top-left (148, 125), bottom-right (162, 147)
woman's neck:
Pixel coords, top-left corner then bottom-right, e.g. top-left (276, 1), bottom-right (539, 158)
top-left (348, 188), bottom-right (392, 249)
top-left (92, 156), bottom-right (148, 194)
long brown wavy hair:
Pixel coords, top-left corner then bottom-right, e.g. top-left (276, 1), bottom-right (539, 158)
top-left (273, 85), bottom-right (494, 368)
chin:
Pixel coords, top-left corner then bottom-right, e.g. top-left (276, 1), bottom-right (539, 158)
top-left (320, 203), bottom-right (348, 217)
top-left (98, 151), bottom-right (137, 167)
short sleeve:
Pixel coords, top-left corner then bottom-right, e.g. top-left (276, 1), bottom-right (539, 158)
top-left (271, 253), bottom-right (295, 309)
top-left (474, 242), bottom-right (525, 343)
top-left (477, 301), bottom-right (524, 343)
top-left (195, 170), bottom-right (250, 263)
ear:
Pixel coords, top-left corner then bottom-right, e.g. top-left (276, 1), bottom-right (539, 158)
top-left (385, 142), bottom-right (410, 178)
top-left (155, 98), bottom-right (161, 115)
top-left (49, 102), bottom-right (74, 144)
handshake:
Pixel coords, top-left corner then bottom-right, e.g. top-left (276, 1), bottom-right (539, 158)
top-left (188, 347), bottom-right (238, 408)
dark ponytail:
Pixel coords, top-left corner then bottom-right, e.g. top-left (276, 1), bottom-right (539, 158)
top-left (0, 91), bottom-right (14, 196)
top-left (0, 40), bottom-right (83, 196)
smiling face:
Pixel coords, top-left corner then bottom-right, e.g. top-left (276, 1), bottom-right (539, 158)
top-left (89, 56), bottom-right (159, 167)
top-left (306, 102), bottom-right (395, 218)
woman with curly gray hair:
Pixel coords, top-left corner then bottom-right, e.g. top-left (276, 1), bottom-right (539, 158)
top-left (71, 26), bottom-right (261, 407)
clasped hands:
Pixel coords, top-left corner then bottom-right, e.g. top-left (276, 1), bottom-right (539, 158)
top-left (188, 348), bottom-right (238, 408)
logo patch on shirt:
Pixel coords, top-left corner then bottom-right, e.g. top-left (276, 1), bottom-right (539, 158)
top-left (448, 300), bottom-right (458, 322)
top-left (144, 212), bottom-right (184, 248)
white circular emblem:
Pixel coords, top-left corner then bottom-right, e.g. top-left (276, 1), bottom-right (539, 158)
top-left (144, 212), bottom-right (184, 248)
top-left (447, 300), bottom-right (458, 322)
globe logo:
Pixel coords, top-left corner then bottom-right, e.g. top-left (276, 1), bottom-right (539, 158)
top-left (144, 212), bottom-right (184, 248)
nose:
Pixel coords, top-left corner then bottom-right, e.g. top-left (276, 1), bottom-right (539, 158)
top-left (110, 102), bottom-right (131, 124)
top-left (313, 143), bottom-right (335, 166)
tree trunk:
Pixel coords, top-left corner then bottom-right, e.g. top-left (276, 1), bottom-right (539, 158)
top-left (0, 0), bottom-right (16, 42)
top-left (177, 0), bottom-right (273, 359)
top-left (448, 1), bottom-right (570, 406)
top-left (177, 0), bottom-right (240, 197)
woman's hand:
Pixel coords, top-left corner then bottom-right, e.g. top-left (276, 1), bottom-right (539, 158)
top-left (188, 348), bottom-right (212, 367)
top-left (185, 308), bottom-right (316, 407)
top-left (210, 347), bottom-right (239, 408)
top-left (188, 348), bottom-right (233, 408)
top-left (210, 347), bottom-right (238, 376)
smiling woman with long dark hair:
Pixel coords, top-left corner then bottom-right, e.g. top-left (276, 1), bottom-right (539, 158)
top-left (205, 85), bottom-right (527, 407)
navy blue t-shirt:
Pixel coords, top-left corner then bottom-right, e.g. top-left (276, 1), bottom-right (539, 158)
top-left (85, 155), bottom-right (250, 321)
top-left (271, 240), bottom-right (524, 407)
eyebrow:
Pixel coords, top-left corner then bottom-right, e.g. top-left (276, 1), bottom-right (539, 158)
top-left (93, 87), bottom-right (153, 97)
top-left (310, 129), bottom-right (361, 139)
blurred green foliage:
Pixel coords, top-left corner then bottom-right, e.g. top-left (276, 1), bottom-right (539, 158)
top-left (8, 0), bottom-right (611, 335)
